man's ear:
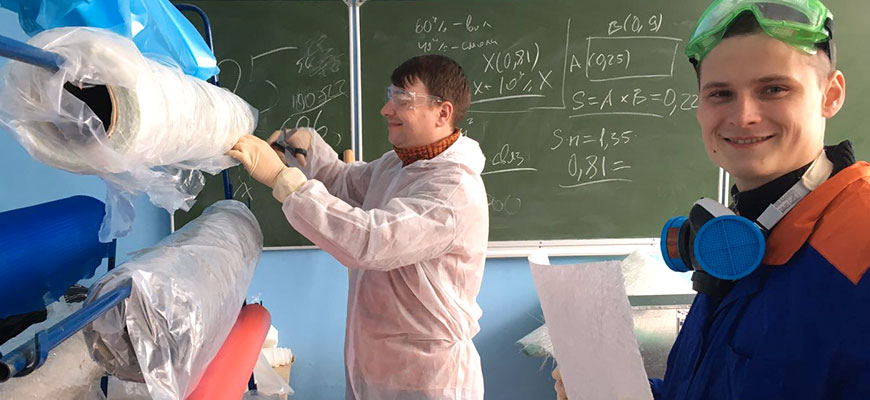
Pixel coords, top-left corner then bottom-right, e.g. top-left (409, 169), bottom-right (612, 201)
top-left (821, 70), bottom-right (845, 118)
top-left (436, 101), bottom-right (454, 127)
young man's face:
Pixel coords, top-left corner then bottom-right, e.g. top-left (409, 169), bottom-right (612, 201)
top-left (696, 32), bottom-right (844, 191)
top-left (380, 79), bottom-right (451, 148)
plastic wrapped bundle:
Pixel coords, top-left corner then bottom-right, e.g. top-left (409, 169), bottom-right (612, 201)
top-left (0, 27), bottom-right (258, 240)
top-left (82, 200), bottom-right (263, 400)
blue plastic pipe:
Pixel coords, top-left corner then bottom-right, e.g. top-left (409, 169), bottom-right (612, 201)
top-left (0, 34), bottom-right (63, 72)
top-left (0, 282), bottom-right (132, 381)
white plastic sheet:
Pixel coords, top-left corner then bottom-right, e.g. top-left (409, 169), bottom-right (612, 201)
top-left (0, 27), bottom-right (258, 240)
top-left (529, 252), bottom-right (653, 400)
top-left (518, 250), bottom-right (692, 359)
top-left (83, 200), bottom-right (263, 400)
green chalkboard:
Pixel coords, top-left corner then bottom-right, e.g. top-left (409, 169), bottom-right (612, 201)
top-left (360, 0), bottom-right (870, 242)
top-left (172, 0), bottom-right (352, 247)
top-left (821, 1), bottom-right (870, 162)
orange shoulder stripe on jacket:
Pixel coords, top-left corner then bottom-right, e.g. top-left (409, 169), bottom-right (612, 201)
top-left (807, 175), bottom-right (870, 284)
top-left (764, 162), bottom-right (870, 278)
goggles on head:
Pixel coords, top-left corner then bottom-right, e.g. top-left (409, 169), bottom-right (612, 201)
top-left (385, 86), bottom-right (443, 110)
top-left (686, 0), bottom-right (833, 65)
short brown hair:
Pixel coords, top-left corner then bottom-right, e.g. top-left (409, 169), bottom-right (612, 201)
top-left (391, 55), bottom-right (471, 128)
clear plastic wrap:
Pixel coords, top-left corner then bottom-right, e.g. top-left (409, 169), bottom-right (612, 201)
top-left (0, 27), bottom-right (258, 240)
top-left (82, 200), bottom-right (263, 400)
top-left (241, 390), bottom-right (284, 400)
top-left (253, 352), bottom-right (293, 397)
top-left (106, 377), bottom-right (152, 400)
top-left (516, 324), bottom-right (553, 358)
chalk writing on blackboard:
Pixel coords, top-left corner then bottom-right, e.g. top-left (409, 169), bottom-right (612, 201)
top-left (394, 11), bottom-right (701, 215)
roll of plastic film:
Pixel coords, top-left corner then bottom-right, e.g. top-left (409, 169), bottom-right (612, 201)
top-left (0, 27), bottom-right (258, 239)
top-left (83, 200), bottom-right (263, 400)
top-left (0, 196), bottom-right (108, 319)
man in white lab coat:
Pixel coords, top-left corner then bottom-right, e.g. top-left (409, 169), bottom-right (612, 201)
top-left (229, 54), bottom-right (488, 400)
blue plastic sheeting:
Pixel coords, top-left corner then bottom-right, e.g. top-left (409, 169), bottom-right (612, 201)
top-left (0, 0), bottom-right (218, 80)
top-left (0, 196), bottom-right (110, 319)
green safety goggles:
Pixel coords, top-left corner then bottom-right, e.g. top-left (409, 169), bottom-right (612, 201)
top-left (686, 0), bottom-right (833, 64)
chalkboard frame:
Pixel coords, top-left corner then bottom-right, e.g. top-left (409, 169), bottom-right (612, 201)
top-left (486, 167), bottom-right (728, 258)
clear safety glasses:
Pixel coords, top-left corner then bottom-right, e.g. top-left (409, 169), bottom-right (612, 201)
top-left (686, 0), bottom-right (832, 64)
top-left (385, 86), bottom-right (443, 110)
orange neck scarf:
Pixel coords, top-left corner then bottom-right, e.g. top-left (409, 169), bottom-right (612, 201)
top-left (394, 129), bottom-right (461, 167)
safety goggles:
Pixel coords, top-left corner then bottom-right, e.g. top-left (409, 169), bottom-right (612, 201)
top-left (385, 86), bottom-right (443, 110)
top-left (686, 0), bottom-right (832, 64)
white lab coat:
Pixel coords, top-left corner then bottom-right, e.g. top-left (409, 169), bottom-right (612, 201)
top-left (282, 131), bottom-right (488, 400)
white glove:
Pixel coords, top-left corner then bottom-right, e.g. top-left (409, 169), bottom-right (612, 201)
top-left (228, 135), bottom-right (307, 202)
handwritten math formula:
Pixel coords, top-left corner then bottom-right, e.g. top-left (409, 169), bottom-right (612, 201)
top-left (216, 33), bottom-right (350, 204)
top-left (403, 9), bottom-right (701, 213)
top-left (218, 34), bottom-right (347, 152)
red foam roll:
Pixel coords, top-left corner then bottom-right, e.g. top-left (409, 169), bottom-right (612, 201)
top-left (186, 304), bottom-right (272, 400)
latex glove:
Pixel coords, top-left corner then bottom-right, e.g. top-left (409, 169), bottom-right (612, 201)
top-left (271, 167), bottom-right (307, 203)
top-left (228, 135), bottom-right (286, 187)
top-left (228, 135), bottom-right (307, 202)
top-left (553, 367), bottom-right (567, 400)
top-left (268, 127), bottom-right (313, 167)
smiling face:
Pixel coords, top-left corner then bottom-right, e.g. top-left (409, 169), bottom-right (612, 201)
top-left (696, 32), bottom-right (845, 190)
top-left (380, 79), bottom-right (454, 148)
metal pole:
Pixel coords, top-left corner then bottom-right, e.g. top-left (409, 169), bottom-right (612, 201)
top-left (175, 4), bottom-right (234, 201)
top-left (0, 283), bottom-right (132, 381)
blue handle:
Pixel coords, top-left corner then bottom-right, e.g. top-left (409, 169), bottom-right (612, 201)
top-left (0, 282), bottom-right (132, 382)
top-left (0, 34), bottom-right (63, 72)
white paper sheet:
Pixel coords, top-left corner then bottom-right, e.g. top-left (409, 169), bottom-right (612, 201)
top-left (529, 252), bottom-right (653, 400)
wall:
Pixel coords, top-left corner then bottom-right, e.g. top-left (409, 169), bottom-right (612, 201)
top-left (251, 254), bottom-right (568, 399)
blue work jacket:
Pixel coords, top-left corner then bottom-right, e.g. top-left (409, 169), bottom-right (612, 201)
top-left (651, 162), bottom-right (870, 400)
